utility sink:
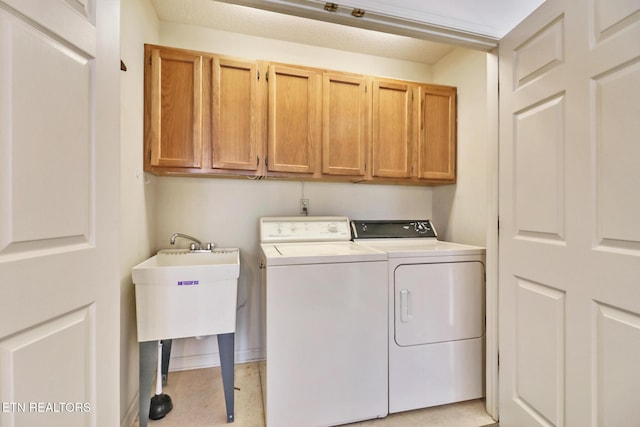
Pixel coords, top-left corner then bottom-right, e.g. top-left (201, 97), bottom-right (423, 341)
top-left (132, 248), bottom-right (240, 342)
top-left (132, 249), bottom-right (240, 284)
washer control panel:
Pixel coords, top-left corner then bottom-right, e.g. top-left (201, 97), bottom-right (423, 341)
top-left (260, 216), bottom-right (352, 243)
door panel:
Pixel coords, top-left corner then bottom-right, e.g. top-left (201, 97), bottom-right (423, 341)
top-left (499, 0), bottom-right (640, 425)
top-left (371, 79), bottom-right (412, 178)
top-left (267, 64), bottom-right (321, 174)
top-left (322, 72), bottom-right (368, 176)
top-left (416, 85), bottom-right (457, 181)
top-left (0, 308), bottom-right (94, 426)
top-left (0, 5), bottom-right (93, 256)
top-left (148, 47), bottom-right (203, 168)
top-left (394, 262), bottom-right (484, 346)
top-left (513, 94), bottom-right (565, 242)
top-left (212, 58), bottom-right (261, 171)
top-left (593, 61), bottom-right (640, 249)
top-left (514, 279), bottom-right (565, 427)
top-left (593, 303), bottom-right (640, 426)
top-left (0, 0), bottom-right (119, 425)
top-left (512, 16), bottom-right (564, 89)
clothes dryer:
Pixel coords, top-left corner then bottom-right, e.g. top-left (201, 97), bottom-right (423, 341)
top-left (352, 220), bottom-right (485, 413)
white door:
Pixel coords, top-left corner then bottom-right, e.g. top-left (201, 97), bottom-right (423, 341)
top-left (499, 0), bottom-right (640, 425)
top-left (0, 1), bottom-right (120, 426)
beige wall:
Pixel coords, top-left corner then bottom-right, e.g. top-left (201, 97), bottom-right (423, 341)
top-left (120, 0), bottom-right (159, 425)
top-left (432, 48), bottom-right (490, 246)
top-left (158, 21), bottom-right (433, 81)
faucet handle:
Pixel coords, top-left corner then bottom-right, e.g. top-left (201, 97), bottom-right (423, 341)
top-left (189, 242), bottom-right (198, 251)
top-left (205, 242), bottom-right (215, 251)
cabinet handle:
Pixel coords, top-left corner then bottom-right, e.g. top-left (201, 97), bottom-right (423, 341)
top-left (400, 289), bottom-right (412, 323)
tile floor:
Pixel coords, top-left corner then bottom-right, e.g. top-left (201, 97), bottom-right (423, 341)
top-left (133, 362), bottom-right (496, 427)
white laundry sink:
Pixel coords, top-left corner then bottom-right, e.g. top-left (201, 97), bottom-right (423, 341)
top-left (132, 249), bottom-right (240, 342)
top-left (132, 249), bottom-right (240, 284)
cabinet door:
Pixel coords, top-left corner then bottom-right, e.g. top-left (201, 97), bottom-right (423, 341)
top-left (145, 45), bottom-right (203, 169)
top-left (322, 73), bottom-right (369, 176)
top-left (211, 58), bottom-right (262, 172)
top-left (267, 64), bottom-right (321, 174)
top-left (371, 79), bottom-right (413, 178)
top-left (416, 85), bottom-right (456, 181)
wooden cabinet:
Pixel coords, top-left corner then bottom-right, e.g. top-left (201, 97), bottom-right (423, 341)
top-left (144, 45), bottom-right (264, 177)
top-left (322, 72), bottom-right (369, 177)
top-left (144, 44), bottom-right (457, 185)
top-left (211, 57), bottom-right (262, 173)
top-left (267, 64), bottom-right (321, 175)
top-left (415, 84), bottom-right (457, 182)
top-left (145, 46), bottom-right (203, 170)
top-left (370, 80), bottom-right (457, 184)
top-left (371, 79), bottom-right (413, 179)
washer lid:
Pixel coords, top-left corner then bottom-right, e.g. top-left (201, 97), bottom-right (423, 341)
top-left (260, 241), bottom-right (386, 266)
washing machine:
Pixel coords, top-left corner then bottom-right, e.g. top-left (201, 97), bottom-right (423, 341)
top-left (259, 216), bottom-right (388, 427)
top-left (351, 219), bottom-right (485, 413)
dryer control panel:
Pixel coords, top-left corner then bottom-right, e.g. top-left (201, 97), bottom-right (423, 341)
top-left (351, 219), bottom-right (437, 239)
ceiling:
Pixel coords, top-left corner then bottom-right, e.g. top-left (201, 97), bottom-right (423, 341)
top-left (151, 0), bottom-right (545, 64)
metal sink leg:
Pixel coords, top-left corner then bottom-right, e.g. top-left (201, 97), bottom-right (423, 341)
top-left (218, 333), bottom-right (235, 423)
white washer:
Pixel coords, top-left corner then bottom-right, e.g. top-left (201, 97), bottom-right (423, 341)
top-left (352, 220), bottom-right (486, 414)
top-left (259, 216), bottom-right (388, 427)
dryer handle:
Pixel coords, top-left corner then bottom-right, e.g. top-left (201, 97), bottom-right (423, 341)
top-left (399, 289), bottom-right (412, 323)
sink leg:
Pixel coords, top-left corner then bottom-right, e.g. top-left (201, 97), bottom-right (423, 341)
top-left (217, 333), bottom-right (235, 423)
top-left (138, 340), bottom-right (157, 427)
top-left (161, 339), bottom-right (172, 385)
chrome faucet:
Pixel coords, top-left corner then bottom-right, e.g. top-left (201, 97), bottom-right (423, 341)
top-left (169, 233), bottom-right (215, 252)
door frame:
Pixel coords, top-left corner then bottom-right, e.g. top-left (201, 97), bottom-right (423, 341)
top-left (485, 49), bottom-right (500, 420)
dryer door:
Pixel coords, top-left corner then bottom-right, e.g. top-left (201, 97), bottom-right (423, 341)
top-left (394, 262), bottom-right (485, 346)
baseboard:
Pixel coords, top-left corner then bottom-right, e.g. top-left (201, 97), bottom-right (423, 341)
top-left (167, 347), bottom-right (264, 372)
top-left (121, 390), bottom-right (140, 427)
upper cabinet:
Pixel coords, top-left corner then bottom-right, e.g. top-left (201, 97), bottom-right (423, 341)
top-left (267, 64), bottom-right (321, 175)
top-left (416, 84), bottom-right (457, 181)
top-left (322, 72), bottom-right (369, 177)
top-left (145, 45), bottom-right (264, 177)
top-left (211, 57), bottom-right (262, 173)
top-left (145, 46), bottom-right (203, 170)
top-left (143, 44), bottom-right (457, 185)
top-left (371, 79), bottom-right (413, 179)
